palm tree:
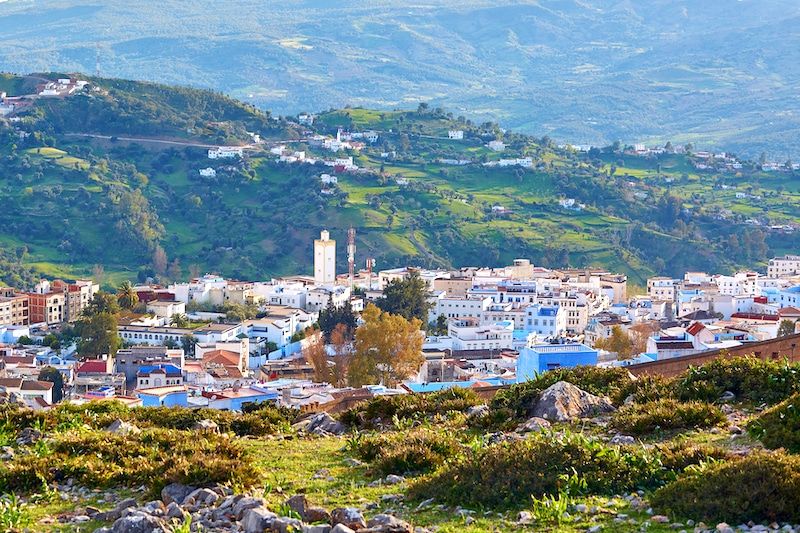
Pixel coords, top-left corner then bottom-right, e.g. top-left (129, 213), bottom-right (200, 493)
top-left (116, 281), bottom-right (138, 310)
top-left (170, 313), bottom-right (190, 328)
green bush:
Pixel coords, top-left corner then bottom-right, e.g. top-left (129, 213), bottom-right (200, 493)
top-left (675, 356), bottom-right (800, 405)
top-left (651, 452), bottom-right (800, 523)
top-left (355, 429), bottom-right (463, 476)
top-left (655, 440), bottom-right (733, 473)
top-left (340, 387), bottom-right (481, 428)
top-left (0, 428), bottom-right (259, 496)
top-left (613, 374), bottom-right (676, 405)
top-left (408, 430), bottom-right (663, 508)
top-left (467, 406), bottom-right (517, 432)
top-left (748, 393), bottom-right (800, 452)
top-left (611, 399), bottom-right (726, 436)
top-left (491, 366), bottom-right (634, 417)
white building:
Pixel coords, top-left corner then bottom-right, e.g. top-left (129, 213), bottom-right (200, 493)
top-left (314, 230), bottom-right (336, 285)
top-left (208, 147), bottom-right (244, 159)
top-left (488, 140), bottom-right (505, 152)
top-left (448, 319), bottom-right (513, 352)
top-left (431, 296), bottom-right (492, 322)
top-left (320, 174), bottom-right (338, 185)
top-left (647, 277), bottom-right (676, 302)
top-left (448, 130), bottom-right (464, 140)
top-left (768, 255), bottom-right (800, 278)
top-left (523, 304), bottom-right (567, 339)
top-left (199, 167), bottom-right (216, 177)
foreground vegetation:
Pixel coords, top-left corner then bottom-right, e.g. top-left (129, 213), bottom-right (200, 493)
top-left (2, 356), bottom-right (800, 531)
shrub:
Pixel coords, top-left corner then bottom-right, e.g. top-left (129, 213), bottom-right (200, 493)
top-left (491, 366), bottom-right (634, 417)
top-left (654, 440), bottom-right (733, 473)
top-left (613, 374), bottom-right (675, 405)
top-left (355, 429), bottom-right (463, 476)
top-left (747, 393), bottom-right (800, 452)
top-left (674, 356), bottom-right (800, 405)
top-left (651, 452), bottom-right (800, 523)
top-left (408, 430), bottom-right (662, 508)
top-left (340, 387), bottom-right (481, 428)
top-left (467, 406), bottom-right (517, 432)
top-left (611, 399), bottom-right (726, 436)
top-left (0, 428), bottom-right (260, 496)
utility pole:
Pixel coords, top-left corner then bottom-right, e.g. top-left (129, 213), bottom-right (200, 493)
top-left (347, 227), bottom-right (356, 290)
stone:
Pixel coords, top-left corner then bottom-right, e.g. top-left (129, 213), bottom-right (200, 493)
top-left (415, 499), bottom-right (434, 511)
top-left (16, 427), bottom-right (42, 445)
top-left (720, 391), bottom-right (736, 402)
top-left (466, 405), bottom-right (489, 419)
top-left (286, 494), bottom-right (308, 517)
top-left (165, 502), bottom-right (184, 520)
top-left (531, 381), bottom-right (616, 422)
top-left (304, 526), bottom-right (332, 533)
top-left (588, 527), bottom-right (602, 533)
top-left (182, 488), bottom-right (219, 507)
top-left (110, 512), bottom-right (169, 533)
top-left (73, 515), bottom-right (91, 523)
top-left (363, 514), bottom-right (413, 533)
top-left (272, 517), bottom-right (304, 533)
top-left (305, 507), bottom-right (332, 523)
top-left (651, 515), bottom-right (670, 523)
top-left (0, 446), bottom-right (14, 460)
top-left (610, 434), bottom-right (635, 445)
top-left (344, 458), bottom-right (364, 467)
top-left (331, 525), bottom-right (356, 533)
top-left (192, 419), bottom-right (219, 432)
top-left (515, 416), bottom-right (551, 433)
top-left (241, 506), bottom-right (277, 533)
top-left (161, 483), bottom-right (196, 506)
top-left (716, 522), bottom-right (734, 533)
top-left (517, 511), bottom-right (533, 525)
top-left (574, 504), bottom-right (588, 513)
top-left (331, 507), bottom-right (367, 530)
top-left (384, 474), bottom-right (405, 485)
top-left (105, 419), bottom-right (141, 435)
top-left (729, 425), bottom-right (744, 435)
top-left (303, 412), bottom-right (347, 436)
top-left (97, 498), bottom-right (138, 521)
top-left (233, 497), bottom-right (266, 521)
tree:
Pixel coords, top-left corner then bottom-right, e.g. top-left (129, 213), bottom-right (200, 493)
top-left (778, 319), bottom-right (796, 337)
top-left (303, 331), bottom-right (331, 383)
top-left (430, 314), bottom-right (448, 336)
top-left (348, 304), bottom-right (424, 387)
top-left (38, 366), bottom-right (64, 403)
top-left (594, 325), bottom-right (635, 360)
top-left (152, 245), bottom-right (168, 276)
top-left (318, 299), bottom-right (357, 340)
top-left (375, 272), bottom-right (432, 324)
top-left (181, 334), bottom-right (198, 356)
top-left (116, 280), bottom-right (139, 310)
top-left (171, 313), bottom-right (190, 328)
top-left (329, 323), bottom-right (353, 387)
top-left (92, 264), bottom-right (105, 288)
top-left (75, 292), bottom-right (122, 358)
top-left (168, 259), bottom-right (182, 281)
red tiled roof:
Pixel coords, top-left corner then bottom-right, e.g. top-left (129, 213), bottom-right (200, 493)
top-left (76, 360), bottom-right (108, 374)
top-left (731, 313), bottom-right (779, 322)
top-left (202, 350), bottom-right (240, 367)
top-left (686, 322), bottom-right (706, 336)
top-left (21, 380), bottom-right (54, 391)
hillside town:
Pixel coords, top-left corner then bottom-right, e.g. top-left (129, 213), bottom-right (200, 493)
top-left (3, 227), bottom-right (800, 414)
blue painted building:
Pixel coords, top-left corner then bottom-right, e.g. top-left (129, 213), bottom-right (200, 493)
top-left (516, 343), bottom-right (598, 382)
top-left (138, 385), bottom-right (189, 407)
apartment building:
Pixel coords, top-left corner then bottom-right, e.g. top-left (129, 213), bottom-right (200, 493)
top-left (0, 294), bottom-right (29, 326)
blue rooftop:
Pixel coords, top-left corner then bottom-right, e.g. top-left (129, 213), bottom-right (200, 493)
top-left (138, 364), bottom-right (182, 376)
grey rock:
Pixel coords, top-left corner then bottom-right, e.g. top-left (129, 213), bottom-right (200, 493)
top-left (588, 527), bottom-right (602, 533)
top-left (182, 488), bottom-right (219, 507)
top-left (0, 446), bottom-right (14, 460)
top-left (610, 434), bottom-right (636, 445)
top-left (161, 483), bottom-right (196, 506)
top-left (305, 506), bottom-right (332, 524)
top-left (729, 425), bottom-right (744, 435)
top-left (165, 502), bottom-right (184, 520)
top-left (303, 412), bottom-right (347, 436)
top-left (331, 526), bottom-right (356, 533)
top-left (192, 419), bottom-right (219, 432)
top-left (331, 507), bottom-right (367, 530)
top-left (344, 458), bottom-right (364, 467)
top-left (105, 419), bottom-right (141, 435)
top-left (110, 512), bottom-right (168, 533)
top-left (517, 511), bottom-right (533, 525)
top-left (286, 494), bottom-right (308, 516)
top-left (384, 475), bottom-right (405, 485)
top-left (16, 427), bottom-right (42, 445)
top-left (233, 497), bottom-right (266, 521)
top-left (98, 498), bottom-right (138, 521)
top-left (651, 515), bottom-right (669, 523)
top-left (415, 499), bottom-right (434, 511)
top-left (466, 405), bottom-right (489, 419)
top-left (304, 526), bottom-right (332, 533)
top-left (272, 516), bottom-right (304, 533)
top-left (241, 506), bottom-right (277, 533)
top-left (516, 416), bottom-right (551, 433)
top-left (720, 391), bottom-right (736, 402)
top-left (363, 514), bottom-right (413, 533)
top-left (531, 381), bottom-right (616, 422)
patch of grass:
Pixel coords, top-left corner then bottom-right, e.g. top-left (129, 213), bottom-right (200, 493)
top-left (353, 428), bottom-right (464, 477)
top-left (611, 399), bottom-right (727, 436)
top-left (651, 451), bottom-right (800, 524)
top-left (340, 387), bottom-right (481, 428)
top-left (747, 392), bottom-right (800, 452)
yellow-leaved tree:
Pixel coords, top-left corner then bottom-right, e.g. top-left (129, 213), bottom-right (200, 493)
top-left (349, 303), bottom-right (424, 387)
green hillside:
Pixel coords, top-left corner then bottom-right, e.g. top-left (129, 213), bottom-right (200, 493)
top-left (1, 75), bottom-right (798, 288)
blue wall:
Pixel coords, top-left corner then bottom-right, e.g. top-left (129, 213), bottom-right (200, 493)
top-left (140, 391), bottom-right (188, 407)
top-left (517, 344), bottom-right (598, 382)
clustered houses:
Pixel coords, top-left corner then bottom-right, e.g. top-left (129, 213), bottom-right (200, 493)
top-left (0, 279), bottom-right (98, 327)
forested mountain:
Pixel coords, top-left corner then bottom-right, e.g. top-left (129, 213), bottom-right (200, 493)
top-left (1, 74), bottom-right (798, 291)
top-left (0, 0), bottom-right (798, 158)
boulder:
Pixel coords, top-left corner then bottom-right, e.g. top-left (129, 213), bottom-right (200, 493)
top-left (110, 512), bottom-right (169, 533)
top-left (16, 427), bottom-right (42, 446)
top-left (272, 516), bottom-right (304, 533)
top-left (305, 506), bottom-right (332, 523)
top-left (303, 526), bottom-right (332, 533)
top-left (241, 506), bottom-right (277, 533)
top-left (363, 514), bottom-right (413, 533)
top-left (105, 419), bottom-right (141, 436)
top-left (515, 416), bottom-right (551, 433)
top-left (331, 525), bottom-right (356, 533)
top-left (304, 412), bottom-right (346, 436)
top-left (331, 507), bottom-right (367, 530)
top-left (96, 498), bottom-right (138, 521)
top-left (384, 474), bottom-right (405, 485)
top-left (286, 494), bottom-right (308, 517)
top-left (161, 483), bottom-right (196, 506)
top-left (164, 502), bottom-right (184, 520)
top-left (182, 487), bottom-right (219, 507)
top-left (233, 496), bottom-right (266, 521)
top-left (192, 419), bottom-right (219, 432)
top-left (531, 381), bottom-right (615, 422)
